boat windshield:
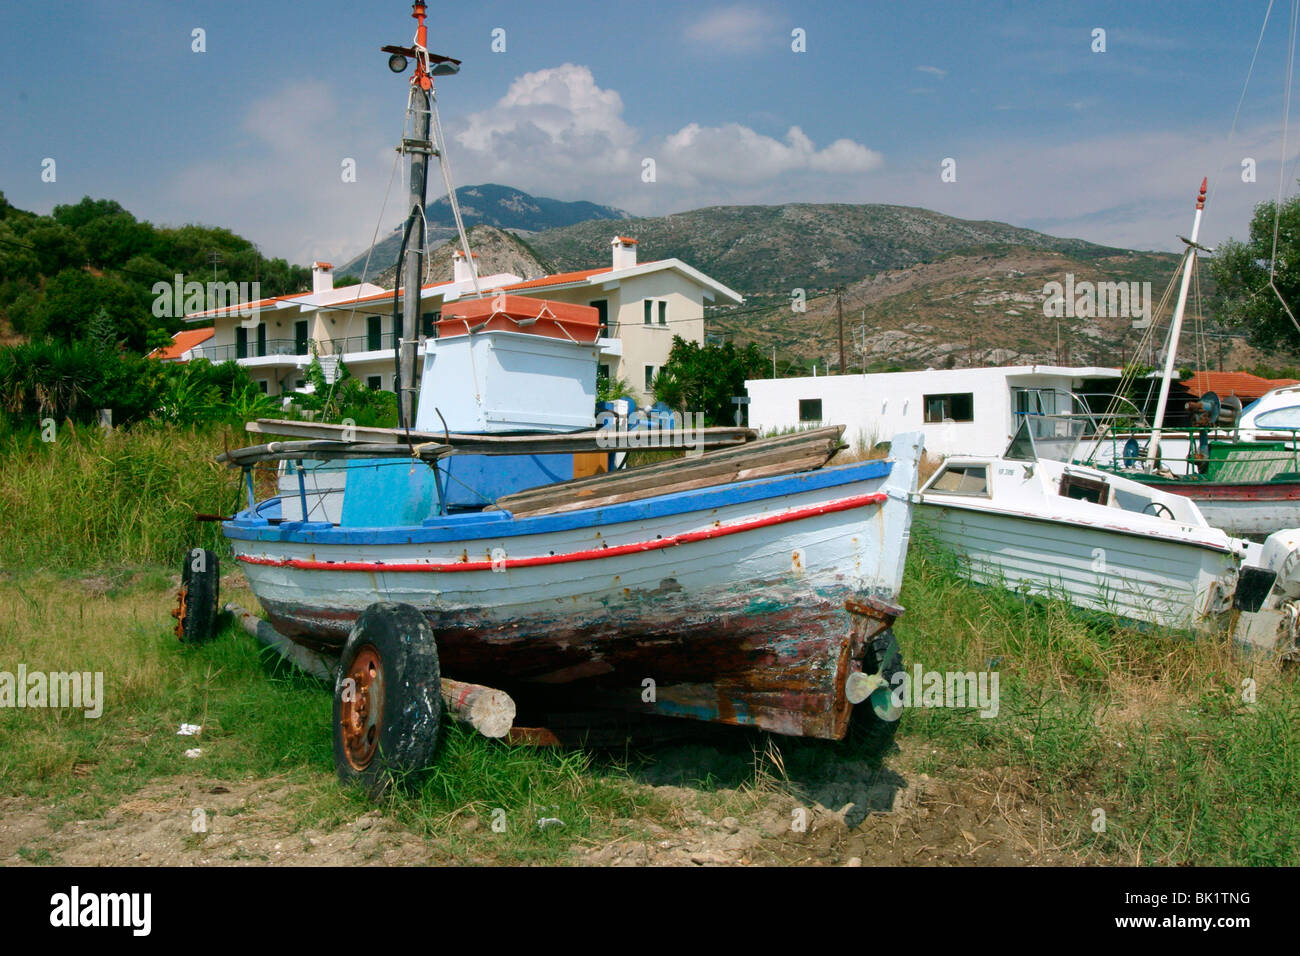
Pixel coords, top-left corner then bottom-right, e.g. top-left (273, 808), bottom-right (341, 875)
top-left (1256, 405), bottom-right (1300, 431)
top-left (1005, 415), bottom-right (1088, 463)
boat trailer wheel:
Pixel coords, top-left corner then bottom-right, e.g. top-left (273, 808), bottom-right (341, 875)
top-left (333, 602), bottom-right (443, 798)
top-left (173, 548), bottom-right (220, 644)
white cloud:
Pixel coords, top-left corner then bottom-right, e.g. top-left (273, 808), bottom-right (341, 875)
top-left (864, 124), bottom-right (1294, 253)
top-left (916, 65), bottom-right (947, 78)
top-left (660, 123), bottom-right (882, 184)
top-left (685, 5), bottom-right (779, 52)
top-left (448, 64), bottom-right (884, 214)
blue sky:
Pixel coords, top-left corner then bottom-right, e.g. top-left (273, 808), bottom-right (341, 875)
top-left (3, 0), bottom-right (1298, 267)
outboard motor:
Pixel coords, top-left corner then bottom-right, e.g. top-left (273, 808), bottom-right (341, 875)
top-left (1233, 528), bottom-right (1300, 661)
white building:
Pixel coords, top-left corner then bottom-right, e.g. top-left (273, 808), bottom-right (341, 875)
top-left (746, 365), bottom-right (1122, 458)
top-left (177, 238), bottom-right (741, 407)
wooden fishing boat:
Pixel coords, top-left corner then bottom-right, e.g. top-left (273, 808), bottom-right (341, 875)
top-left (220, 417), bottom-right (924, 743)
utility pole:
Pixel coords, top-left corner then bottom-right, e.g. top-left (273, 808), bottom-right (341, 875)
top-left (771, 345), bottom-right (776, 378)
top-left (858, 309), bottom-right (866, 374)
top-left (836, 286), bottom-right (845, 375)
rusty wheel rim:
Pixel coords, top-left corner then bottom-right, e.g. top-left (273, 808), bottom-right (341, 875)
top-left (171, 585), bottom-right (189, 641)
top-left (341, 645), bottom-right (384, 771)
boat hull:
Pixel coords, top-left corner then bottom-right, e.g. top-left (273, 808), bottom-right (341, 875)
top-left (224, 436), bottom-right (923, 739)
top-left (916, 501), bottom-right (1237, 629)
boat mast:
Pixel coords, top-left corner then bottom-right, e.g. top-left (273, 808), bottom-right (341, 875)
top-left (384, 2), bottom-right (460, 430)
top-left (1146, 177), bottom-right (1207, 466)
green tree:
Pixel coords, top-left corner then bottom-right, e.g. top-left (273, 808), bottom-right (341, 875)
top-left (652, 336), bottom-right (767, 426)
top-left (32, 268), bottom-right (150, 349)
top-left (1210, 189), bottom-right (1300, 353)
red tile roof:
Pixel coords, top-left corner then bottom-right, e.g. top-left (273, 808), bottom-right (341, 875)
top-left (148, 327), bottom-right (214, 361)
top-left (1182, 371), bottom-right (1299, 401)
top-left (500, 267), bottom-right (613, 291)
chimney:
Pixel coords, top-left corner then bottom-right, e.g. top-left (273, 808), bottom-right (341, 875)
top-left (311, 261), bottom-right (333, 294)
top-left (453, 249), bottom-right (479, 284)
top-left (611, 236), bottom-right (637, 270)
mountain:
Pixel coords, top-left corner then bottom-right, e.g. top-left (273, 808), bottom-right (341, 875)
top-left (337, 184), bottom-right (627, 279)
top-left (526, 202), bottom-right (1149, 296)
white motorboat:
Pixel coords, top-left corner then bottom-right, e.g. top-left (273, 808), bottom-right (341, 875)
top-left (918, 415), bottom-right (1300, 655)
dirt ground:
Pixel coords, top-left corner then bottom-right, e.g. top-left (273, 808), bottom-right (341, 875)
top-left (0, 737), bottom-right (1102, 867)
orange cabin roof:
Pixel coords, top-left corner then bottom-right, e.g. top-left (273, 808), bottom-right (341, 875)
top-left (148, 327), bottom-right (214, 361)
top-left (437, 295), bottom-right (601, 343)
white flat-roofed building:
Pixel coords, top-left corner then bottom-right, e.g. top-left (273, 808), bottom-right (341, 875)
top-left (746, 365), bottom-right (1123, 458)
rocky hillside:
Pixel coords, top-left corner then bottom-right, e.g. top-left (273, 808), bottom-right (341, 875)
top-left (360, 225), bottom-right (552, 289)
top-left (526, 202), bottom-right (1142, 296)
top-left (710, 247), bottom-right (1264, 373)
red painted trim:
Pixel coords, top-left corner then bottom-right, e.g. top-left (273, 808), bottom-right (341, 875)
top-left (1151, 482), bottom-right (1300, 502)
top-left (236, 491), bottom-right (889, 573)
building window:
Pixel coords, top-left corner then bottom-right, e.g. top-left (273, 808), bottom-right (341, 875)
top-left (294, 379), bottom-right (305, 390)
top-left (421, 311), bottom-right (440, 338)
top-left (644, 365), bottom-right (656, 391)
top-left (597, 364), bottom-right (610, 383)
top-left (590, 299), bottom-right (609, 336)
top-left (255, 323), bottom-right (267, 357)
top-left (658, 301), bottom-right (667, 325)
top-left (798, 399), bottom-right (823, 422)
top-left (644, 300), bottom-right (652, 325)
top-left (236, 326), bottom-right (248, 359)
top-left (256, 380), bottom-right (269, 394)
top-left (367, 315), bottom-right (382, 352)
top-left (367, 375), bottom-right (382, 391)
top-left (294, 319), bottom-right (309, 355)
top-left (923, 392), bottom-right (974, 423)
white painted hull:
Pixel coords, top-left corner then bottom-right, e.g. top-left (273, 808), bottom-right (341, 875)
top-left (917, 501), bottom-right (1237, 629)
top-left (236, 471), bottom-right (912, 643)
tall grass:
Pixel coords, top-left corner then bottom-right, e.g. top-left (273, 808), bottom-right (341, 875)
top-left (2, 426), bottom-right (1297, 864)
top-left (0, 421), bottom-right (240, 570)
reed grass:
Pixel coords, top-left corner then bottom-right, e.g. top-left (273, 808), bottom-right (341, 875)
top-left (0, 420), bottom-right (240, 571)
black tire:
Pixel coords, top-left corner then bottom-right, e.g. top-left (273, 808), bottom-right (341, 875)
top-left (175, 548), bottom-right (220, 644)
top-left (333, 602), bottom-right (442, 798)
top-left (849, 627), bottom-right (904, 756)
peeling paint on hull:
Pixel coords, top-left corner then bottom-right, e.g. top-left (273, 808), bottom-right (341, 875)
top-left (224, 435), bottom-right (925, 739)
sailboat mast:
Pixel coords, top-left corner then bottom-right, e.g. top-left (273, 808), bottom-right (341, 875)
top-left (1146, 177), bottom-right (1207, 466)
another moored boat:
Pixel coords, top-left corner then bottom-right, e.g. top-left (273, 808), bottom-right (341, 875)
top-left (919, 415), bottom-right (1300, 651)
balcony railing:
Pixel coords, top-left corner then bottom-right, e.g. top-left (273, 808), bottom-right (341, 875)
top-left (192, 338), bottom-right (302, 363)
top-left (317, 332), bottom-right (401, 356)
top-left (189, 333), bottom-right (406, 365)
